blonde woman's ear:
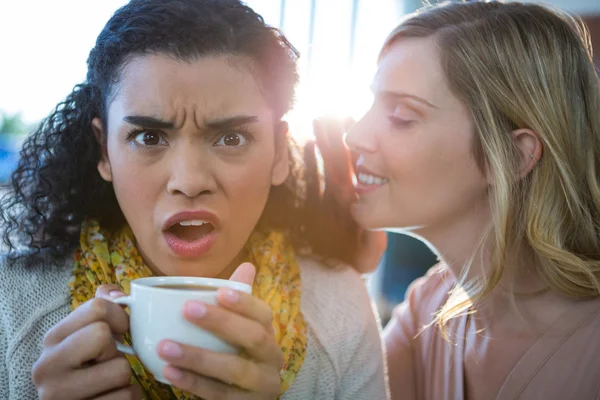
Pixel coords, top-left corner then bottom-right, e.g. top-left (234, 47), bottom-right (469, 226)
top-left (512, 128), bottom-right (542, 179)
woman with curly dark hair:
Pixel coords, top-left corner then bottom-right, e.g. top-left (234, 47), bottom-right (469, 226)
top-left (0, 1), bottom-right (388, 399)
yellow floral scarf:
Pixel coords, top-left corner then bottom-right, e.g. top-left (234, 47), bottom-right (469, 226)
top-left (69, 219), bottom-right (306, 399)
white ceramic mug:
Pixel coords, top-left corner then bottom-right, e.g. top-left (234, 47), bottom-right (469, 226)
top-left (112, 276), bottom-right (252, 383)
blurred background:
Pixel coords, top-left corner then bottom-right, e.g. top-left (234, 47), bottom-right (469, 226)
top-left (1, 0), bottom-right (598, 322)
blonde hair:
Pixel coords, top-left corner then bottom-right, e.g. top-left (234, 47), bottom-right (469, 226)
top-left (381, 1), bottom-right (600, 332)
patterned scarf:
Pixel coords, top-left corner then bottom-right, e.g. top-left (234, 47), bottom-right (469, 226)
top-left (69, 219), bottom-right (306, 399)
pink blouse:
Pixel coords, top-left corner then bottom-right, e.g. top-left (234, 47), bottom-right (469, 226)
top-left (385, 265), bottom-right (600, 400)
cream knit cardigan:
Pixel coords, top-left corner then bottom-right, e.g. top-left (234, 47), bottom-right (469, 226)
top-left (0, 252), bottom-right (389, 400)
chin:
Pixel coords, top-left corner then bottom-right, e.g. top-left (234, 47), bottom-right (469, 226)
top-left (351, 208), bottom-right (385, 230)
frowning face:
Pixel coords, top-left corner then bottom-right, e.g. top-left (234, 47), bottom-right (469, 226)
top-left (94, 54), bottom-right (289, 278)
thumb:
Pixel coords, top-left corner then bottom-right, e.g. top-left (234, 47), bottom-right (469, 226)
top-left (229, 262), bottom-right (256, 286)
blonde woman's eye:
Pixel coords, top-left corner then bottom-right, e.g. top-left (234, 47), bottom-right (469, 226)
top-left (388, 116), bottom-right (415, 129)
top-left (215, 133), bottom-right (247, 147)
top-left (133, 131), bottom-right (167, 146)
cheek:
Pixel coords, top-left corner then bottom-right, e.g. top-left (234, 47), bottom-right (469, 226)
top-left (112, 167), bottom-right (154, 210)
top-left (384, 134), bottom-right (439, 183)
top-left (107, 143), bottom-right (163, 227)
top-left (386, 132), bottom-right (485, 203)
top-left (222, 158), bottom-right (274, 215)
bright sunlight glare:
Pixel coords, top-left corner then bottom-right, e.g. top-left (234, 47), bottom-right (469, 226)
top-left (0, 0), bottom-right (400, 143)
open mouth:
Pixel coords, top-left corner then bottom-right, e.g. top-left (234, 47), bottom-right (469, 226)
top-left (166, 220), bottom-right (215, 242)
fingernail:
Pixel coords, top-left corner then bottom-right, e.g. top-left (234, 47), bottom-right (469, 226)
top-left (164, 366), bottom-right (183, 381)
top-left (159, 341), bottom-right (182, 359)
top-left (221, 288), bottom-right (239, 303)
top-left (185, 301), bottom-right (206, 318)
top-left (109, 290), bottom-right (126, 297)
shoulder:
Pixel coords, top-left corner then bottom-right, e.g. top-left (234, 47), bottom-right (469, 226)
top-left (383, 264), bottom-right (454, 399)
top-left (0, 250), bottom-right (72, 398)
top-left (297, 256), bottom-right (377, 338)
top-left (384, 263), bottom-right (454, 357)
top-left (0, 249), bottom-right (72, 356)
top-left (0, 249), bottom-right (73, 307)
top-left (290, 257), bottom-right (390, 398)
top-left (292, 257), bottom-right (387, 395)
top-left (391, 263), bottom-right (455, 328)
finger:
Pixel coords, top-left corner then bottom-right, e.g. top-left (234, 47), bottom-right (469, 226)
top-left (364, 230), bottom-right (388, 254)
top-left (343, 116), bottom-right (356, 132)
top-left (47, 321), bottom-right (120, 368)
top-left (158, 342), bottom-right (281, 392)
top-left (228, 262), bottom-right (256, 287)
top-left (96, 285), bottom-right (128, 313)
top-left (355, 230), bottom-right (388, 274)
top-left (320, 117), bottom-right (351, 167)
top-left (35, 357), bottom-right (132, 400)
top-left (94, 384), bottom-right (143, 400)
top-left (72, 357), bottom-right (132, 399)
top-left (43, 298), bottom-right (130, 346)
top-left (163, 365), bottom-right (279, 399)
top-left (95, 284), bottom-right (127, 300)
top-left (312, 118), bottom-right (329, 150)
top-left (313, 118), bottom-right (335, 167)
top-left (216, 287), bottom-right (273, 331)
top-left (314, 117), bottom-right (356, 201)
top-left (182, 302), bottom-right (281, 365)
top-left (314, 118), bottom-right (342, 178)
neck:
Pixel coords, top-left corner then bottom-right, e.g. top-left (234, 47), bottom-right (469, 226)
top-left (408, 203), bottom-right (581, 333)
top-left (415, 199), bottom-right (492, 281)
top-left (413, 202), bottom-right (548, 306)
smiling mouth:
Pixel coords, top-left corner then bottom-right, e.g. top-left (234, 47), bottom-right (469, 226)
top-left (357, 172), bottom-right (389, 186)
top-left (166, 220), bottom-right (215, 242)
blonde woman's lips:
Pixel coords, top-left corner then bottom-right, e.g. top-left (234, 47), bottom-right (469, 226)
top-left (355, 166), bottom-right (388, 195)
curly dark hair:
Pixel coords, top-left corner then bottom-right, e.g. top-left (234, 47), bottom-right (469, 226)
top-left (1, 0), bottom-right (360, 266)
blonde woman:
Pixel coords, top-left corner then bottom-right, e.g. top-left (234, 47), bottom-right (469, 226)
top-left (318, 1), bottom-right (600, 399)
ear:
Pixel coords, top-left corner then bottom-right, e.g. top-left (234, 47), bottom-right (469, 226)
top-left (513, 128), bottom-right (542, 179)
top-left (92, 117), bottom-right (112, 182)
top-left (271, 121), bottom-right (290, 186)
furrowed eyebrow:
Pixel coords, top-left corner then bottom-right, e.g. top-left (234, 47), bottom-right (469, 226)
top-left (204, 115), bottom-right (259, 130)
top-left (123, 116), bottom-right (175, 129)
top-left (123, 115), bottom-right (259, 131)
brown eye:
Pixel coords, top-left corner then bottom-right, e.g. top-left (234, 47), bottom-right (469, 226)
top-left (224, 133), bottom-right (240, 146)
top-left (133, 131), bottom-right (166, 146)
top-left (215, 132), bottom-right (247, 147)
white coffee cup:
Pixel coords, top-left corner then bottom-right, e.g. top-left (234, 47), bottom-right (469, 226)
top-left (111, 276), bottom-right (252, 383)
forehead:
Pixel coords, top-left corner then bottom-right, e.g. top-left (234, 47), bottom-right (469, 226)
top-left (373, 37), bottom-right (454, 106)
top-left (108, 54), bottom-right (271, 122)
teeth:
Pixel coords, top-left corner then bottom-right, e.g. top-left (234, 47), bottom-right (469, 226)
top-left (358, 173), bottom-right (388, 185)
top-left (179, 220), bottom-right (208, 227)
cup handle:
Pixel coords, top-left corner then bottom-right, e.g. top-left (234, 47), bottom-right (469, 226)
top-left (110, 296), bottom-right (135, 356)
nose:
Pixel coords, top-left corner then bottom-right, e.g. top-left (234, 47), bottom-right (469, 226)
top-left (166, 143), bottom-right (216, 198)
top-left (345, 113), bottom-right (378, 155)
